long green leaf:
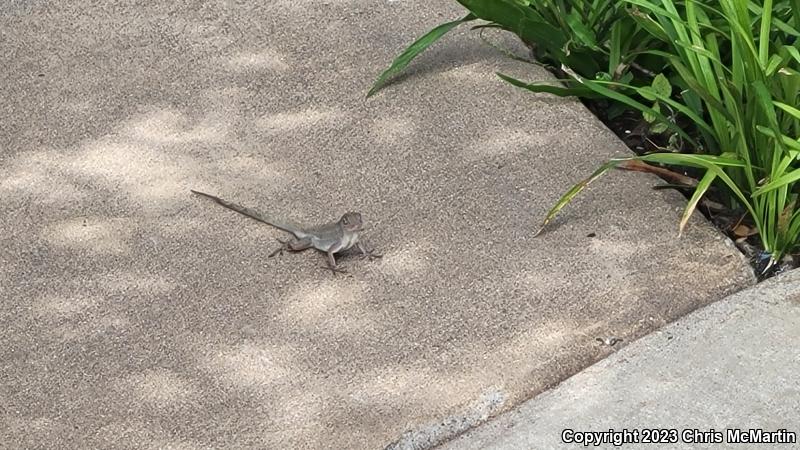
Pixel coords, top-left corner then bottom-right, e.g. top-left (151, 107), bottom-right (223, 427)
top-left (367, 14), bottom-right (475, 98)
top-left (636, 152), bottom-right (747, 169)
top-left (746, 1), bottom-right (800, 37)
top-left (609, 20), bottom-right (623, 75)
top-left (536, 152), bottom-right (751, 237)
top-left (627, 7), bottom-right (671, 42)
top-left (754, 168), bottom-right (800, 195)
top-left (497, 72), bottom-right (607, 99)
top-left (755, 126), bottom-right (800, 176)
top-left (785, 45), bottom-right (800, 65)
top-left (535, 159), bottom-right (622, 237)
top-left (624, 0), bottom-right (683, 22)
top-left (758, 0), bottom-right (774, 66)
top-left (774, 101), bottom-right (800, 119)
top-left (752, 80), bottom-right (787, 175)
top-left (679, 170), bottom-right (716, 236)
top-left (669, 59), bottom-right (735, 124)
top-left (565, 10), bottom-right (601, 50)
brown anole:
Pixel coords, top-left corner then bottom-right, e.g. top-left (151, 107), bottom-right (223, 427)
top-left (190, 190), bottom-right (380, 273)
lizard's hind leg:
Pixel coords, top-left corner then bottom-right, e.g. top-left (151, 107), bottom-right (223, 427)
top-left (269, 237), bottom-right (313, 257)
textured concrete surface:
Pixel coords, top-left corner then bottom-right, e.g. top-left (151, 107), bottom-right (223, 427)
top-left (443, 268), bottom-right (800, 450)
top-left (1, 1), bottom-right (754, 449)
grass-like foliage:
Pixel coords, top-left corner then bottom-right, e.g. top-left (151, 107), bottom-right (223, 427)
top-left (371, 0), bottom-right (800, 268)
top-left (369, 1), bottom-right (660, 97)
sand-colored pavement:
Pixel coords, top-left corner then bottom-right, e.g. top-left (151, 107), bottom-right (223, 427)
top-left (1, 1), bottom-right (753, 448)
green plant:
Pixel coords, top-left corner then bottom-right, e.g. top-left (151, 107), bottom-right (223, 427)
top-left (368, 0), bottom-right (662, 98)
top-left (527, 0), bottom-right (800, 269)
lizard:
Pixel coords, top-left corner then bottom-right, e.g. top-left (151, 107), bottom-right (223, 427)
top-left (190, 190), bottom-right (380, 274)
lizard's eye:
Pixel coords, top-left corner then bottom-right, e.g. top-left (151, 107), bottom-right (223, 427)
top-left (342, 217), bottom-right (349, 224)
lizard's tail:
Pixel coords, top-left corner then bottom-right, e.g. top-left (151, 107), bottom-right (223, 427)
top-left (190, 189), bottom-right (302, 236)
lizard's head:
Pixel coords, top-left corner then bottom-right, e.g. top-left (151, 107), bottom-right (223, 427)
top-left (339, 212), bottom-right (364, 232)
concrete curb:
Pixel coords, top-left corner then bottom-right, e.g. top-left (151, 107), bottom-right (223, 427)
top-left (442, 268), bottom-right (800, 449)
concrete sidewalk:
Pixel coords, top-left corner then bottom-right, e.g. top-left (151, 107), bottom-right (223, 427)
top-left (1, 1), bottom-right (755, 448)
top-left (443, 268), bottom-right (800, 450)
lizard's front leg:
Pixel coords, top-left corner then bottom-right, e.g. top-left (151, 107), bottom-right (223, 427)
top-left (324, 250), bottom-right (347, 275)
top-left (269, 237), bottom-right (313, 257)
top-left (356, 242), bottom-right (382, 260)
